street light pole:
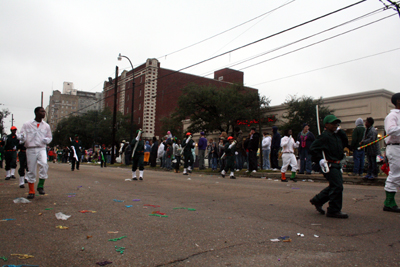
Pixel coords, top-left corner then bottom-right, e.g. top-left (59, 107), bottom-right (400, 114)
top-left (118, 53), bottom-right (135, 142)
top-left (111, 66), bottom-right (118, 164)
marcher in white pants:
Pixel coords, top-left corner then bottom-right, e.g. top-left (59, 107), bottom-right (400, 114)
top-left (280, 129), bottom-right (299, 182)
top-left (19, 107), bottom-right (52, 199)
top-left (383, 93), bottom-right (400, 212)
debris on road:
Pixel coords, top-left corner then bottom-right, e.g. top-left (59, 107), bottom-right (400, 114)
top-left (113, 199), bottom-right (124, 202)
top-left (144, 204), bottom-right (160, 208)
top-left (108, 236), bottom-right (127, 242)
top-left (56, 225), bottom-right (69, 229)
top-left (55, 212), bottom-right (71, 220)
top-left (125, 205), bottom-right (133, 208)
top-left (96, 260), bottom-right (113, 266)
top-left (1, 219), bottom-right (15, 221)
top-left (13, 197), bottom-right (31, 204)
top-left (11, 254), bottom-right (34, 259)
top-left (115, 246), bottom-right (125, 254)
top-left (79, 210), bottom-right (96, 213)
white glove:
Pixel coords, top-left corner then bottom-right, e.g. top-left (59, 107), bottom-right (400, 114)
top-left (319, 159), bottom-right (329, 173)
top-left (186, 138), bottom-right (189, 144)
top-left (13, 146), bottom-right (16, 150)
top-left (136, 136), bottom-right (140, 141)
top-left (296, 141), bottom-right (300, 145)
top-left (334, 126), bottom-right (341, 133)
top-left (235, 151), bottom-right (238, 155)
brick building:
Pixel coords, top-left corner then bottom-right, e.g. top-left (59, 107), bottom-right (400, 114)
top-left (103, 58), bottom-right (256, 139)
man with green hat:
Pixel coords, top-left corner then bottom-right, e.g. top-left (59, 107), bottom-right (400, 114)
top-left (309, 114), bottom-right (349, 219)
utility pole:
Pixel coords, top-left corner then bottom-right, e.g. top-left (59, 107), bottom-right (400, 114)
top-left (11, 114), bottom-right (14, 127)
top-left (381, 0), bottom-right (400, 18)
top-left (111, 66), bottom-right (119, 164)
top-left (41, 92), bottom-right (43, 107)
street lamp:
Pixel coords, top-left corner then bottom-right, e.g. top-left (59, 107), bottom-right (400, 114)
top-left (118, 53), bottom-right (135, 142)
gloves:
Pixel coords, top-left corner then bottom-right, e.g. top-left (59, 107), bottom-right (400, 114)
top-left (136, 136), bottom-right (140, 141)
top-left (186, 138), bottom-right (190, 144)
top-left (235, 151), bottom-right (238, 155)
top-left (319, 159), bottom-right (329, 173)
top-left (334, 126), bottom-right (341, 133)
top-left (296, 141), bottom-right (300, 145)
top-left (13, 146), bottom-right (17, 150)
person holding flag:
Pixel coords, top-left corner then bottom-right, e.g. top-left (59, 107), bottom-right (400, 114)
top-left (182, 132), bottom-right (195, 175)
top-left (70, 135), bottom-right (82, 171)
top-left (309, 114), bottom-right (349, 219)
top-left (100, 144), bottom-right (107, 168)
top-left (221, 136), bottom-right (237, 179)
top-left (131, 129), bottom-right (144, 180)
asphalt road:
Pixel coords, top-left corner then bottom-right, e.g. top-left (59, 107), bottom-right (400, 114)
top-left (1, 163), bottom-right (399, 267)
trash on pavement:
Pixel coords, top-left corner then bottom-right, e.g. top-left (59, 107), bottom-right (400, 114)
top-left (13, 197), bottom-right (31, 204)
top-left (55, 212), bottom-right (71, 220)
top-left (314, 234), bottom-right (319, 238)
top-left (270, 239), bottom-right (280, 242)
top-left (144, 204), bottom-right (160, 208)
top-left (297, 233), bottom-right (305, 237)
top-left (56, 225), bottom-right (69, 229)
top-left (115, 246), bottom-right (125, 254)
top-left (11, 254), bottom-right (34, 259)
top-left (107, 231), bottom-right (119, 234)
top-left (79, 210), bottom-right (96, 213)
top-left (108, 236), bottom-right (127, 242)
top-left (87, 235), bottom-right (93, 239)
top-left (113, 199), bottom-right (124, 202)
top-left (125, 205), bottom-right (133, 208)
top-left (1, 219), bottom-right (15, 221)
top-left (149, 214), bottom-right (168, 218)
top-left (0, 256), bottom-right (7, 261)
top-left (96, 261), bottom-right (113, 266)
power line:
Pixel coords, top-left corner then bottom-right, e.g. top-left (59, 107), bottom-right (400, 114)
top-left (199, 7), bottom-right (385, 77)
top-left (236, 13), bottom-right (397, 72)
top-left (156, 0), bottom-right (296, 60)
top-left (250, 47), bottom-right (400, 86)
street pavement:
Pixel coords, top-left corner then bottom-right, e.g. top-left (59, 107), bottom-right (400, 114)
top-left (1, 163), bottom-right (400, 267)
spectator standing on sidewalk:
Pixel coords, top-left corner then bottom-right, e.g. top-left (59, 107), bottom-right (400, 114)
top-left (262, 132), bottom-right (271, 170)
top-left (296, 123), bottom-right (315, 174)
top-left (246, 127), bottom-right (260, 173)
top-left (349, 118), bottom-right (365, 176)
top-left (198, 132), bottom-right (207, 170)
top-left (271, 126), bottom-right (281, 171)
top-left (360, 117), bottom-right (380, 179)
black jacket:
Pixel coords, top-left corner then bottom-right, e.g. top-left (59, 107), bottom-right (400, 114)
top-left (247, 132), bottom-right (260, 151)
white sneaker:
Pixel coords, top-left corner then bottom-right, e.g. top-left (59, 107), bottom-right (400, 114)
top-left (272, 168), bottom-right (278, 171)
top-left (245, 170), bottom-right (250, 173)
top-left (252, 170), bottom-right (257, 173)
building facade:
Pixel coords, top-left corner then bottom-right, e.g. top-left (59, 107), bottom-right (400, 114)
top-left (103, 58), bottom-right (253, 139)
top-left (46, 84), bottom-right (103, 131)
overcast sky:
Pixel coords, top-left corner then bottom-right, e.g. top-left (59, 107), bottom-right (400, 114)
top-left (1, 0), bottom-right (399, 132)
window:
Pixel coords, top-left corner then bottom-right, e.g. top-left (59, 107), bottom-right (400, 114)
top-left (138, 117), bottom-right (141, 124)
top-left (139, 104), bottom-right (141, 110)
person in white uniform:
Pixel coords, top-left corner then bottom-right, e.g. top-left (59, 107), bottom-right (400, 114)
top-left (19, 107), bottom-right (52, 199)
top-left (280, 129), bottom-right (300, 182)
top-left (383, 93), bottom-right (400, 212)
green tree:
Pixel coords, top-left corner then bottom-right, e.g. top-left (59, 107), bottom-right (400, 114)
top-left (280, 95), bottom-right (334, 137)
top-left (51, 109), bottom-right (134, 149)
top-left (0, 108), bottom-right (10, 136)
top-left (169, 83), bottom-right (270, 137)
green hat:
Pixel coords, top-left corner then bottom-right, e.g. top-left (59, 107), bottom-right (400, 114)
top-left (323, 115), bottom-right (341, 125)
